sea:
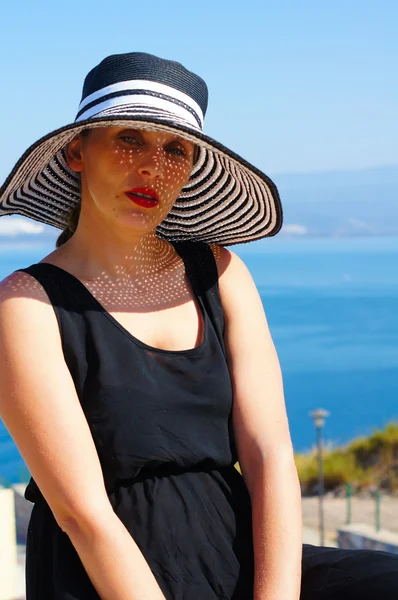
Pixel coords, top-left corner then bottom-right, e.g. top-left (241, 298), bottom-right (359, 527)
top-left (0, 237), bottom-right (397, 485)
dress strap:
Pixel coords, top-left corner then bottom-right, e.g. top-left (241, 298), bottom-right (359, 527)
top-left (171, 241), bottom-right (227, 358)
top-left (17, 263), bottom-right (66, 308)
top-left (16, 263), bottom-right (98, 312)
top-left (15, 263), bottom-right (92, 399)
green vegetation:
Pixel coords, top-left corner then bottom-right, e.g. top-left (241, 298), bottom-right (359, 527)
top-left (295, 422), bottom-right (398, 495)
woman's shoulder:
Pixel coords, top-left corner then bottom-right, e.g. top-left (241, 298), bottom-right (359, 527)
top-left (0, 268), bottom-right (50, 303)
top-left (208, 243), bottom-right (247, 281)
top-left (0, 269), bottom-right (56, 338)
top-left (208, 243), bottom-right (261, 317)
top-left (0, 242), bottom-right (74, 307)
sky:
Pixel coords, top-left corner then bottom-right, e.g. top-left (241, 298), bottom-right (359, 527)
top-left (0, 0), bottom-right (397, 188)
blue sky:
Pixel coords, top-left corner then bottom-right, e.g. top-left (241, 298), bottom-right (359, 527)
top-left (0, 0), bottom-right (397, 185)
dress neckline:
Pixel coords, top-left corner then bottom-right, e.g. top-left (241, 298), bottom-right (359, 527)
top-left (35, 261), bottom-right (208, 356)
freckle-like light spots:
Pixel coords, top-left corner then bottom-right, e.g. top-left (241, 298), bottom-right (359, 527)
top-left (79, 126), bottom-right (194, 236)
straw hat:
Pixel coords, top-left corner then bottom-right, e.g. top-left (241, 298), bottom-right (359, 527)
top-left (0, 52), bottom-right (282, 246)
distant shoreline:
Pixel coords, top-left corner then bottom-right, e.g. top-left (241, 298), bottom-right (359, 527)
top-left (1, 233), bottom-right (398, 250)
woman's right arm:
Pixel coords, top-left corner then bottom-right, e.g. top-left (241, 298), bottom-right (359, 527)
top-left (0, 272), bottom-right (165, 600)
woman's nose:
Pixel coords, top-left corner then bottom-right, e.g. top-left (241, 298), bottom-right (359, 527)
top-left (136, 150), bottom-right (164, 179)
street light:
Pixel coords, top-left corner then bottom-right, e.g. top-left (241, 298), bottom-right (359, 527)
top-left (309, 408), bottom-right (330, 546)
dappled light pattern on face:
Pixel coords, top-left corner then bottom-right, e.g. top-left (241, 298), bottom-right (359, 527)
top-left (79, 127), bottom-right (195, 235)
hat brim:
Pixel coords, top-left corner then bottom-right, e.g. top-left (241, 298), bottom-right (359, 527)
top-left (0, 114), bottom-right (283, 246)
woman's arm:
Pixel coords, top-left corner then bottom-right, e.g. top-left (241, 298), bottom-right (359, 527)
top-left (0, 272), bottom-right (165, 600)
top-left (213, 246), bottom-right (302, 600)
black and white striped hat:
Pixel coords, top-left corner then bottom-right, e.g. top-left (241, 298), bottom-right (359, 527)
top-left (0, 52), bottom-right (283, 246)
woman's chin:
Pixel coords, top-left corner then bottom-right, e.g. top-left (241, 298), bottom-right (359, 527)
top-left (113, 207), bottom-right (163, 234)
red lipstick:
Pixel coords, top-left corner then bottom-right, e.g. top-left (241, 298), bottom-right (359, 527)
top-left (125, 188), bottom-right (159, 208)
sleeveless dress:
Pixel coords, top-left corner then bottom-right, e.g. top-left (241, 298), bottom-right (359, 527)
top-left (17, 241), bottom-right (398, 600)
top-left (18, 241), bottom-right (255, 600)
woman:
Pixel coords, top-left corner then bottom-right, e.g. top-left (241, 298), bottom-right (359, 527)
top-left (0, 52), bottom-right (396, 600)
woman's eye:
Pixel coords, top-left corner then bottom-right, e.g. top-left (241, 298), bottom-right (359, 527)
top-left (119, 135), bottom-right (141, 145)
top-left (166, 145), bottom-right (186, 157)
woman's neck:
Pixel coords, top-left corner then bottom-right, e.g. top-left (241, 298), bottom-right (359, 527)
top-left (48, 228), bottom-right (181, 284)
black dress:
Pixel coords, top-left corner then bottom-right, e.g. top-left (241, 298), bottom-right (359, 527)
top-left (17, 241), bottom-right (398, 600)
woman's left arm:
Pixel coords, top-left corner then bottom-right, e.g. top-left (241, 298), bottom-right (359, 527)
top-left (213, 245), bottom-right (302, 600)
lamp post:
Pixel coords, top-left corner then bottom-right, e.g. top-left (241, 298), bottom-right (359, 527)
top-left (309, 408), bottom-right (330, 546)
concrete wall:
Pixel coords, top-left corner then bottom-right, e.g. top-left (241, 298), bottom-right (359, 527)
top-left (338, 523), bottom-right (398, 554)
top-left (0, 486), bottom-right (18, 600)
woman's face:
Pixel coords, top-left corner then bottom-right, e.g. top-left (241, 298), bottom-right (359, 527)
top-left (66, 126), bottom-right (195, 234)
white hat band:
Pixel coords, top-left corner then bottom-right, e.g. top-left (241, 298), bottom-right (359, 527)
top-left (76, 93), bottom-right (202, 130)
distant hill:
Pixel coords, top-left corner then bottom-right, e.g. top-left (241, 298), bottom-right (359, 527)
top-left (271, 165), bottom-right (398, 237)
top-left (0, 166), bottom-right (397, 242)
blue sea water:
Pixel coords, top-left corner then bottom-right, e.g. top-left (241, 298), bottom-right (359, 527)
top-left (0, 237), bottom-right (397, 484)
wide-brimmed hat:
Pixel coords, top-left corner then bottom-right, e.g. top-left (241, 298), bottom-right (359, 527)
top-left (0, 52), bottom-right (283, 246)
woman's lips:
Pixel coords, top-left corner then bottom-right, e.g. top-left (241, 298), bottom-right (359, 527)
top-left (125, 188), bottom-right (159, 208)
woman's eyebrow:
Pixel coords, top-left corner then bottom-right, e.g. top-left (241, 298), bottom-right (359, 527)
top-left (168, 136), bottom-right (192, 145)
